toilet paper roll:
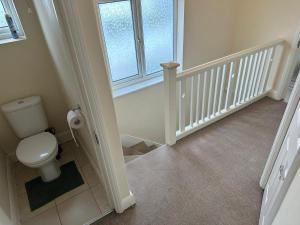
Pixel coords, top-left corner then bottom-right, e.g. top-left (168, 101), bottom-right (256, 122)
top-left (67, 109), bottom-right (84, 147)
top-left (67, 110), bottom-right (84, 129)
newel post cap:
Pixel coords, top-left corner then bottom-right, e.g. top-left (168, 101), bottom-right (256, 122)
top-left (160, 62), bottom-right (180, 70)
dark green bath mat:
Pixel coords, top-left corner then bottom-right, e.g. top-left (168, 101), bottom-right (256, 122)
top-left (25, 161), bottom-right (84, 211)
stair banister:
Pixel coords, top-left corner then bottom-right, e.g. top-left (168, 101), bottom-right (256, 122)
top-left (161, 39), bottom-right (285, 146)
top-left (161, 62), bottom-right (180, 145)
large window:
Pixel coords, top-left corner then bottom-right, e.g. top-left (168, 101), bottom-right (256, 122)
top-left (98, 0), bottom-right (175, 87)
top-left (0, 0), bottom-right (24, 41)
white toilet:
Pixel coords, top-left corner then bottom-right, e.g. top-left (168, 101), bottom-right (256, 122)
top-left (1, 96), bottom-right (61, 182)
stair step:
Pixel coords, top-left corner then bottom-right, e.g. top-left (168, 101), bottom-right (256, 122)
top-left (123, 146), bottom-right (144, 156)
top-left (124, 155), bottom-right (140, 163)
top-left (130, 142), bottom-right (154, 153)
top-left (123, 141), bottom-right (158, 156)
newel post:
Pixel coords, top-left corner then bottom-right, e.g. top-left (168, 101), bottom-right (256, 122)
top-left (160, 62), bottom-right (180, 145)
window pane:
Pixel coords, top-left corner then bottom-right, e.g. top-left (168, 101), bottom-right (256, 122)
top-left (141, 0), bottom-right (174, 75)
top-left (0, 1), bottom-right (8, 28)
top-left (98, 1), bottom-right (139, 82)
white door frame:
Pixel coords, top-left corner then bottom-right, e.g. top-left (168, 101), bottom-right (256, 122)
top-left (260, 23), bottom-right (300, 188)
top-left (38, 0), bottom-right (136, 214)
top-left (260, 73), bottom-right (300, 189)
top-left (259, 76), bottom-right (300, 224)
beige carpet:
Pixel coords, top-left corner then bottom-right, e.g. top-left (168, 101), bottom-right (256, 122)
top-left (93, 97), bottom-right (286, 225)
top-left (123, 141), bottom-right (158, 163)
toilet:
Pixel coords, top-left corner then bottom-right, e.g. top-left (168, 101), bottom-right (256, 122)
top-left (1, 96), bottom-right (61, 182)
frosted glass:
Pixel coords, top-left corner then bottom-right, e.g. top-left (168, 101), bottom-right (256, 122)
top-left (99, 1), bottom-right (138, 82)
top-left (141, 0), bottom-right (174, 75)
top-left (0, 2), bottom-right (7, 28)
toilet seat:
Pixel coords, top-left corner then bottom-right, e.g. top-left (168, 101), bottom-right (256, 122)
top-left (16, 132), bottom-right (58, 167)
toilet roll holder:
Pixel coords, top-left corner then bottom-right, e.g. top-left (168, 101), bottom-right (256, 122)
top-left (72, 104), bottom-right (81, 112)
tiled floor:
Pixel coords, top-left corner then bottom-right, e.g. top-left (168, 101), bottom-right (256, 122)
top-left (15, 141), bottom-right (112, 225)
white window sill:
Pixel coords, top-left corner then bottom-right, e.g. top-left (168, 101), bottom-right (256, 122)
top-left (113, 75), bottom-right (164, 98)
top-left (0, 36), bottom-right (26, 45)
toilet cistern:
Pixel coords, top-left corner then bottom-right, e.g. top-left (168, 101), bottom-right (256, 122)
top-left (1, 96), bottom-right (61, 182)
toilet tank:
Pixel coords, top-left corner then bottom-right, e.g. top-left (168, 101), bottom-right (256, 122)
top-left (1, 96), bottom-right (48, 138)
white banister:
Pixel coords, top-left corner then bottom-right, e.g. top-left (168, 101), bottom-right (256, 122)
top-left (161, 62), bottom-right (180, 145)
top-left (162, 39), bottom-right (286, 145)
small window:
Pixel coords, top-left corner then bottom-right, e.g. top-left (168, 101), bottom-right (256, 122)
top-left (0, 0), bottom-right (25, 41)
top-left (98, 0), bottom-right (176, 88)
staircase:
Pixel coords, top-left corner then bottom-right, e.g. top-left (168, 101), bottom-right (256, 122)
top-left (123, 141), bottom-right (158, 163)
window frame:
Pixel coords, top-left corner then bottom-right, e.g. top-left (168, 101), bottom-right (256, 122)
top-left (0, 0), bottom-right (25, 41)
top-left (97, 0), bottom-right (178, 90)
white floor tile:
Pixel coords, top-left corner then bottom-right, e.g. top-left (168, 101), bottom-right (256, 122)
top-left (57, 190), bottom-right (101, 225)
top-left (18, 192), bottom-right (56, 222)
top-left (54, 183), bottom-right (89, 205)
top-left (91, 184), bottom-right (112, 214)
top-left (15, 141), bottom-right (108, 225)
top-left (22, 207), bottom-right (61, 225)
top-left (82, 164), bottom-right (100, 187)
top-left (74, 147), bottom-right (90, 168)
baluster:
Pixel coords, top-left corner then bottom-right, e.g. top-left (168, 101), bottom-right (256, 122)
top-left (250, 51), bottom-right (263, 97)
top-left (195, 73), bottom-right (201, 124)
top-left (247, 53), bottom-right (258, 100)
top-left (207, 68), bottom-right (215, 119)
top-left (242, 54), bottom-right (254, 101)
top-left (201, 71), bottom-right (208, 121)
top-left (189, 76), bottom-right (194, 127)
top-left (255, 49), bottom-right (268, 96)
top-left (179, 79), bottom-right (186, 132)
top-left (260, 47), bottom-right (275, 94)
top-left (225, 61), bottom-right (235, 110)
top-left (213, 66), bottom-right (221, 116)
top-left (218, 64), bottom-right (227, 113)
top-left (238, 56), bottom-right (249, 104)
top-left (233, 58), bottom-right (244, 105)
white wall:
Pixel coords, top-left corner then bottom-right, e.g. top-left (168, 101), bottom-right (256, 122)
top-left (114, 0), bottom-right (237, 144)
top-left (114, 83), bottom-right (165, 143)
top-left (272, 168), bottom-right (300, 225)
top-left (0, 0), bottom-right (69, 156)
top-left (232, 0), bottom-right (300, 99)
top-left (183, 0), bottom-right (236, 69)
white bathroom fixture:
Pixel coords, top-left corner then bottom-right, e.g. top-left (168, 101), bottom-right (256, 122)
top-left (1, 96), bottom-right (60, 182)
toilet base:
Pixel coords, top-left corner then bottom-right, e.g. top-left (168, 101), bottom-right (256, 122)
top-left (39, 160), bottom-right (61, 182)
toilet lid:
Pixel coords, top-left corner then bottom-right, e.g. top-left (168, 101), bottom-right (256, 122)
top-left (16, 132), bottom-right (57, 165)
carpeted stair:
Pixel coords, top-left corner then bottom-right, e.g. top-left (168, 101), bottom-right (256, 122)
top-left (123, 141), bottom-right (157, 163)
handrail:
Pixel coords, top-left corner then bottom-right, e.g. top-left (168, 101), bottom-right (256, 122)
top-left (177, 39), bottom-right (286, 80)
top-left (161, 39), bottom-right (286, 145)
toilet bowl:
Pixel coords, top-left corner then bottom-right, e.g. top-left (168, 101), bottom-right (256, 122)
top-left (1, 96), bottom-right (62, 182)
top-left (16, 132), bottom-right (60, 182)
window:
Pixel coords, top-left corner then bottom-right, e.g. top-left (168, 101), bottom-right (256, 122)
top-left (0, 0), bottom-right (24, 41)
top-left (98, 0), bottom-right (176, 88)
